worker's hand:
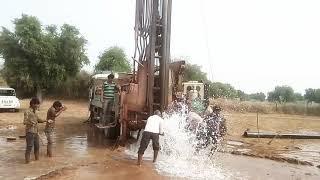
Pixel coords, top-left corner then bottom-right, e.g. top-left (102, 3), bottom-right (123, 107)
top-left (47, 120), bottom-right (54, 124)
top-left (61, 106), bottom-right (67, 111)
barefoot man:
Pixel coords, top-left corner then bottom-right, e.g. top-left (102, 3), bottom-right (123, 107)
top-left (23, 97), bottom-right (46, 163)
top-left (137, 110), bottom-right (164, 166)
top-left (44, 101), bottom-right (67, 157)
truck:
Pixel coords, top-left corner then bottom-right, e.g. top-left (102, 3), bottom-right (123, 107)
top-left (182, 81), bottom-right (209, 106)
top-left (0, 87), bottom-right (20, 112)
top-left (88, 0), bottom-right (217, 145)
top-left (88, 0), bottom-right (187, 144)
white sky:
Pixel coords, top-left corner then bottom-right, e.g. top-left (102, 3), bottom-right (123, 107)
top-left (1, 0), bottom-right (319, 94)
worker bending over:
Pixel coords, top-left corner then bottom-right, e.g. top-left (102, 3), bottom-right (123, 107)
top-left (137, 110), bottom-right (164, 166)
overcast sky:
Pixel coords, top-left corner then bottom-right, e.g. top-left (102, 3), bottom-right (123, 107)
top-left (1, 0), bottom-right (319, 94)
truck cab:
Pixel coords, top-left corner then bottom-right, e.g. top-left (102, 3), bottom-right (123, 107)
top-left (182, 81), bottom-right (205, 101)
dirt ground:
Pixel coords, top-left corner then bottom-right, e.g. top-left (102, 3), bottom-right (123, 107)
top-left (0, 99), bottom-right (319, 180)
top-left (225, 112), bottom-right (320, 165)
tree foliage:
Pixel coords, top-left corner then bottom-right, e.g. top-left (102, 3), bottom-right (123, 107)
top-left (0, 14), bottom-right (88, 98)
top-left (95, 46), bottom-right (131, 73)
top-left (305, 88), bottom-right (315, 103)
top-left (48, 70), bottom-right (90, 98)
top-left (305, 88), bottom-right (320, 103)
top-left (249, 92), bottom-right (266, 102)
top-left (294, 93), bottom-right (304, 101)
top-left (315, 89), bottom-right (320, 103)
top-left (237, 90), bottom-right (249, 101)
top-left (267, 86), bottom-right (295, 103)
top-left (183, 63), bottom-right (208, 82)
top-left (208, 82), bottom-right (237, 99)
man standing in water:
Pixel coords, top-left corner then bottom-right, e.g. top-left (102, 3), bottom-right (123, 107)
top-left (137, 110), bottom-right (164, 166)
top-left (45, 101), bottom-right (67, 157)
top-left (23, 97), bottom-right (46, 164)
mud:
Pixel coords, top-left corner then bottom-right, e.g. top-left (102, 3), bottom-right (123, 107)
top-left (0, 100), bottom-right (319, 180)
top-left (224, 139), bottom-right (318, 166)
top-left (0, 122), bottom-right (318, 180)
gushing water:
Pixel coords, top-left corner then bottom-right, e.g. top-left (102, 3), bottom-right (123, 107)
top-left (126, 102), bottom-right (233, 179)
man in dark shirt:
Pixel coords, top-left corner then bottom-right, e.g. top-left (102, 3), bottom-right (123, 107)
top-left (44, 101), bottom-right (67, 157)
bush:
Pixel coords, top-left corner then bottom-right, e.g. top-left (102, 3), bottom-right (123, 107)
top-left (47, 71), bottom-right (90, 99)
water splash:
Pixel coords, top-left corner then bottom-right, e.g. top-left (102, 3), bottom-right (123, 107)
top-left (126, 102), bottom-right (233, 179)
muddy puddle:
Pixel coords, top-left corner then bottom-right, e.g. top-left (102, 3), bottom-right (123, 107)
top-left (0, 123), bottom-right (319, 180)
top-left (280, 142), bottom-right (320, 165)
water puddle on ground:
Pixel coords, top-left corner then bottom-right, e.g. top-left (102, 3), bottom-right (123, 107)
top-left (226, 140), bottom-right (244, 146)
top-left (0, 125), bottom-right (17, 131)
top-left (125, 110), bottom-right (241, 180)
top-left (280, 143), bottom-right (320, 165)
top-left (0, 111), bottom-right (319, 179)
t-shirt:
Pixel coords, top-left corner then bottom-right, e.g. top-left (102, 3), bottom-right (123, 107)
top-left (23, 108), bottom-right (45, 133)
top-left (103, 82), bottom-right (116, 100)
top-left (45, 107), bottom-right (57, 132)
top-left (144, 115), bottom-right (164, 134)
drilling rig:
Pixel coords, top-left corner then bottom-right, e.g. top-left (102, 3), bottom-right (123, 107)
top-left (88, 0), bottom-right (185, 143)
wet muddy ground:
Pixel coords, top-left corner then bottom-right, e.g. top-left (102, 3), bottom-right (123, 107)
top-left (0, 100), bottom-right (319, 180)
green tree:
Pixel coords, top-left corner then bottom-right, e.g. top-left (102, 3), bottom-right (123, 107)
top-left (183, 63), bottom-right (208, 82)
top-left (49, 70), bottom-right (90, 98)
top-left (304, 88), bottom-right (315, 103)
top-left (314, 89), bottom-right (320, 103)
top-left (294, 92), bottom-right (304, 101)
top-left (249, 92), bottom-right (266, 101)
top-left (208, 82), bottom-right (237, 99)
top-left (95, 46), bottom-right (131, 73)
top-left (267, 86), bottom-right (295, 103)
top-left (237, 90), bottom-right (249, 101)
top-left (0, 15), bottom-right (88, 99)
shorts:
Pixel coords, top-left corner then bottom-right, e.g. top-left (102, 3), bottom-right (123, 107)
top-left (138, 131), bottom-right (160, 154)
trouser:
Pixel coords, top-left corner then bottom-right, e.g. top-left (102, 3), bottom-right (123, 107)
top-left (25, 132), bottom-right (40, 162)
top-left (103, 99), bottom-right (114, 124)
top-left (45, 131), bottom-right (54, 157)
top-left (138, 131), bottom-right (160, 155)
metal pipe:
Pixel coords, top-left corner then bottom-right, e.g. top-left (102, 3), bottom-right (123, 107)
top-left (165, 0), bottom-right (172, 106)
top-left (132, 57), bottom-right (144, 67)
top-left (160, 0), bottom-right (168, 112)
top-left (243, 131), bottom-right (320, 139)
top-left (147, 0), bottom-right (158, 115)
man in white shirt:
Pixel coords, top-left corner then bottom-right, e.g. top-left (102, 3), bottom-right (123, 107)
top-left (137, 110), bottom-right (164, 166)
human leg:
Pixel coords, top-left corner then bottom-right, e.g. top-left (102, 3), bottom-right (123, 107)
top-left (25, 132), bottom-right (34, 163)
top-left (151, 133), bottom-right (160, 163)
top-left (34, 133), bottom-right (40, 160)
top-left (137, 131), bottom-right (151, 165)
